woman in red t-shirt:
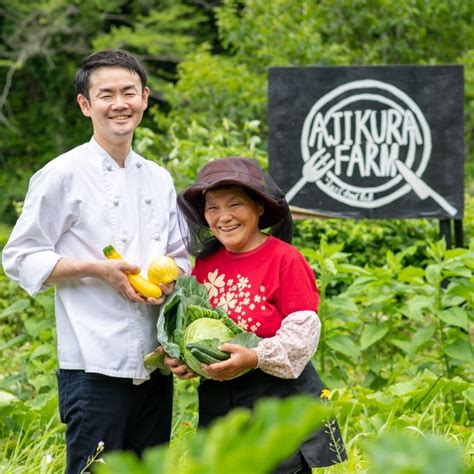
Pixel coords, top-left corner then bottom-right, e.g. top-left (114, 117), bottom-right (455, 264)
top-left (166, 156), bottom-right (346, 472)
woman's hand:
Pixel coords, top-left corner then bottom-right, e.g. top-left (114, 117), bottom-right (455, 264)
top-left (202, 343), bottom-right (258, 381)
top-left (164, 354), bottom-right (197, 379)
top-left (146, 282), bottom-right (176, 305)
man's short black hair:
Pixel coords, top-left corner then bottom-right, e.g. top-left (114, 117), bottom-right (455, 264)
top-left (74, 49), bottom-right (147, 100)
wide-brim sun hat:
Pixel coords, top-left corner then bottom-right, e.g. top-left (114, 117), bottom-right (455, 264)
top-left (177, 156), bottom-right (290, 230)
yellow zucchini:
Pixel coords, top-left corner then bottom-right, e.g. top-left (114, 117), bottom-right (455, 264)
top-left (102, 245), bottom-right (162, 298)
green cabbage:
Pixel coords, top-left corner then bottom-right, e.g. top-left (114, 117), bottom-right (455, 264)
top-left (184, 318), bottom-right (233, 346)
top-left (152, 275), bottom-right (260, 378)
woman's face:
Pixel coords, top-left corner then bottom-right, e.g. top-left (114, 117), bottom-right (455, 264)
top-left (204, 186), bottom-right (265, 253)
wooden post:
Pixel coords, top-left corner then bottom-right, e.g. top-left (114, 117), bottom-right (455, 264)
top-left (454, 219), bottom-right (464, 248)
top-left (438, 219), bottom-right (452, 248)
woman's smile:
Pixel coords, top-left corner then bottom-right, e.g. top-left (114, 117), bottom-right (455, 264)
top-left (204, 186), bottom-right (266, 253)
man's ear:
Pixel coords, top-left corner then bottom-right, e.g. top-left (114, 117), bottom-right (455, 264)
top-left (142, 86), bottom-right (150, 110)
top-left (77, 94), bottom-right (91, 117)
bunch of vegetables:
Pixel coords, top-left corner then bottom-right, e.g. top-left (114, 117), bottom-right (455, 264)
top-left (147, 275), bottom-right (260, 378)
top-left (103, 245), bottom-right (179, 298)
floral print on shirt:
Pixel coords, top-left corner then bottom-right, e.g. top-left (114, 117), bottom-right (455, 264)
top-left (205, 269), bottom-right (265, 333)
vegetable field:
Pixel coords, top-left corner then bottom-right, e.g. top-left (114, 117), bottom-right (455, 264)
top-left (1, 0), bottom-right (473, 472)
top-left (1, 204), bottom-right (473, 472)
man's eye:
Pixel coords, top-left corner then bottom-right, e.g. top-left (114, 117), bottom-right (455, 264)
top-left (125, 93), bottom-right (136, 97)
top-left (100, 95), bottom-right (112, 100)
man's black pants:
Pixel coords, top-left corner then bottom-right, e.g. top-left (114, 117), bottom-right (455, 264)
top-left (56, 369), bottom-right (173, 474)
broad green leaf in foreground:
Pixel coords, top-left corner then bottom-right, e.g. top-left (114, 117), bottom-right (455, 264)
top-left (365, 431), bottom-right (464, 474)
top-left (96, 395), bottom-right (331, 474)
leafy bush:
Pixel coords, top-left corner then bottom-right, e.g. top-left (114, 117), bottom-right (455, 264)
top-left (95, 395), bottom-right (331, 474)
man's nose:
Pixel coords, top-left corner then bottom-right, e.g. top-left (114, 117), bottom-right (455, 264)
top-left (111, 95), bottom-right (127, 108)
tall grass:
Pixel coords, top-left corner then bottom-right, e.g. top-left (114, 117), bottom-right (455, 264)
top-left (0, 415), bottom-right (65, 473)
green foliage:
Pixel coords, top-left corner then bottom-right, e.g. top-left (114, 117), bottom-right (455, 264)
top-left (216, 0), bottom-right (474, 66)
top-left (1, 229), bottom-right (473, 471)
top-left (95, 395), bottom-right (331, 474)
top-left (293, 216), bottom-right (438, 268)
top-left (92, 1), bottom-right (214, 90)
top-left (365, 431), bottom-right (465, 474)
top-left (135, 117), bottom-right (266, 191)
top-left (141, 0), bottom-right (474, 196)
top-left (302, 238), bottom-right (473, 390)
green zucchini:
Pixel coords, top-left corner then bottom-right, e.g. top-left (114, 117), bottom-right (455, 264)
top-left (188, 346), bottom-right (223, 365)
top-left (186, 338), bottom-right (230, 361)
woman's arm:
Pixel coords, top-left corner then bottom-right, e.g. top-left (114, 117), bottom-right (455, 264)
top-left (252, 310), bottom-right (321, 379)
top-left (202, 310), bottom-right (320, 381)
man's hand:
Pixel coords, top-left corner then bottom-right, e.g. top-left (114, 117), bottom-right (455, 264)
top-left (164, 354), bottom-right (197, 379)
top-left (202, 343), bottom-right (258, 381)
top-left (96, 259), bottom-right (148, 303)
top-left (97, 261), bottom-right (177, 304)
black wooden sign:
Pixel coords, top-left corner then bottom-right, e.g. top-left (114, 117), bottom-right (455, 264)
top-left (268, 66), bottom-right (464, 218)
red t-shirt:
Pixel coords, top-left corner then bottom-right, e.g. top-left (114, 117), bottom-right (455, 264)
top-left (192, 236), bottom-right (320, 338)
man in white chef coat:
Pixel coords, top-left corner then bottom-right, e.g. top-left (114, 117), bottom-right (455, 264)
top-left (2, 49), bottom-right (190, 473)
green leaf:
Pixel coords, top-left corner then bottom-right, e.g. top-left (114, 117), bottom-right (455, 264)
top-left (1, 298), bottom-right (30, 318)
top-left (462, 387), bottom-right (474, 404)
top-left (444, 280), bottom-right (474, 303)
top-left (388, 380), bottom-right (419, 397)
top-left (366, 431), bottom-right (463, 474)
top-left (326, 335), bottom-right (360, 358)
top-left (436, 307), bottom-right (468, 330)
top-left (398, 266), bottom-right (425, 282)
top-left (97, 395), bottom-right (331, 474)
top-left (408, 327), bottom-right (436, 357)
top-left (425, 264), bottom-right (442, 286)
top-left (155, 275), bottom-right (259, 378)
top-left (336, 263), bottom-right (371, 275)
top-left (444, 339), bottom-right (473, 362)
top-left (0, 390), bottom-right (18, 408)
top-left (399, 295), bottom-right (434, 321)
top-left (360, 324), bottom-right (389, 350)
top-left (441, 293), bottom-right (466, 307)
top-left (389, 338), bottom-right (411, 354)
top-left (0, 334), bottom-right (28, 351)
top-left (96, 452), bottom-right (148, 474)
top-left (29, 344), bottom-right (54, 360)
top-left (24, 318), bottom-right (53, 338)
top-left (328, 295), bottom-right (358, 314)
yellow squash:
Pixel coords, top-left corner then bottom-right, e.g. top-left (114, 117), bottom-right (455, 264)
top-left (102, 245), bottom-right (162, 298)
top-left (148, 255), bottom-right (180, 285)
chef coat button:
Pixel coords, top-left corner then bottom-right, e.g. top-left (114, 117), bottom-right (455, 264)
top-left (136, 162), bottom-right (142, 168)
top-left (145, 198), bottom-right (152, 204)
top-left (153, 234), bottom-right (161, 241)
top-left (106, 164), bottom-right (113, 171)
top-left (120, 236), bottom-right (128, 243)
top-left (113, 198), bottom-right (119, 206)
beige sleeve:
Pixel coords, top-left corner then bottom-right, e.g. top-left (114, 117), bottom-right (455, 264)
top-left (252, 310), bottom-right (321, 379)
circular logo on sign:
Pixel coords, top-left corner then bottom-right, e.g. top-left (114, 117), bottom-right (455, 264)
top-left (300, 79), bottom-right (432, 208)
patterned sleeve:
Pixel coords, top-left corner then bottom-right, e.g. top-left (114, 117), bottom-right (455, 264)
top-left (252, 310), bottom-right (321, 379)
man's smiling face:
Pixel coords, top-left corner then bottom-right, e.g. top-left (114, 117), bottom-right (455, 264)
top-left (77, 66), bottom-right (149, 146)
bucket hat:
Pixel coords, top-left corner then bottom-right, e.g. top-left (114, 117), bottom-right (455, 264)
top-left (177, 156), bottom-right (290, 229)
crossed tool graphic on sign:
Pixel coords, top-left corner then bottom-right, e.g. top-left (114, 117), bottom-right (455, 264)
top-left (285, 147), bottom-right (457, 217)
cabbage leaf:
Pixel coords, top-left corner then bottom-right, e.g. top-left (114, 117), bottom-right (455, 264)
top-left (155, 275), bottom-right (260, 378)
